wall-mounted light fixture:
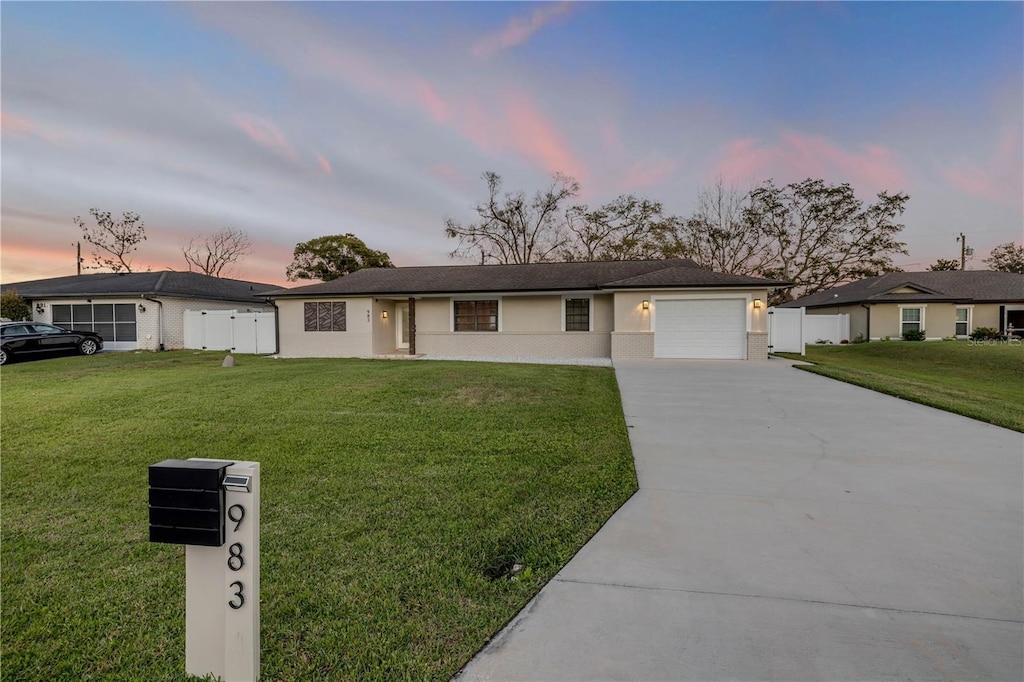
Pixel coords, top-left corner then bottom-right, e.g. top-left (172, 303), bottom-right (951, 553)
top-left (642, 300), bottom-right (650, 310)
top-left (381, 310), bottom-right (388, 320)
top-left (753, 298), bottom-right (763, 309)
top-left (35, 303), bottom-right (45, 315)
top-left (138, 303), bottom-right (147, 313)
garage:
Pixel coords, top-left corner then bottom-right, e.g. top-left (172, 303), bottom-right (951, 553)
top-left (653, 298), bottom-right (746, 359)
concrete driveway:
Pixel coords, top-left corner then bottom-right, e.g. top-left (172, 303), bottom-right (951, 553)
top-left (458, 359), bottom-right (1023, 681)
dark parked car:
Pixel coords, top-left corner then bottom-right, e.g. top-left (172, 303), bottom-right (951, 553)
top-left (0, 322), bottom-right (104, 365)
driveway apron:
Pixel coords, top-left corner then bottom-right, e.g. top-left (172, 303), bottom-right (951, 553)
top-left (458, 359), bottom-right (1023, 681)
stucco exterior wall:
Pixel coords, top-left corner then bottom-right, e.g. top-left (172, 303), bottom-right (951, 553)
top-left (866, 302), bottom-right (1003, 339)
top-left (413, 298), bottom-right (450, 333)
top-left (502, 296), bottom-right (560, 331)
top-left (593, 294), bottom-right (614, 332)
top-left (277, 297), bottom-right (373, 357)
top-left (613, 289), bottom-right (769, 334)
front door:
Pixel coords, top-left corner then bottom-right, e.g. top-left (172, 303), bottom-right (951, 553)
top-left (396, 303), bottom-right (410, 349)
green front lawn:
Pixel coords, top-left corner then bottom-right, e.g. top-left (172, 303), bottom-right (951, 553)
top-left (1, 352), bottom-right (637, 680)
top-left (776, 340), bottom-right (1024, 431)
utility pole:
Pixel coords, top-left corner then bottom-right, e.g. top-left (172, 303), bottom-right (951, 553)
top-left (954, 231), bottom-right (970, 268)
top-left (75, 242), bottom-right (83, 275)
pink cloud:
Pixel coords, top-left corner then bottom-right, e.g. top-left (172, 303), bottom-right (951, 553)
top-left (471, 2), bottom-right (574, 58)
top-left (503, 92), bottom-right (586, 181)
top-left (316, 153), bottom-right (333, 176)
top-left (939, 126), bottom-right (1022, 204)
top-left (618, 158), bottom-right (677, 193)
top-left (427, 163), bottom-right (470, 192)
top-left (713, 132), bottom-right (907, 193)
top-left (233, 113), bottom-right (296, 160)
top-left (0, 111), bottom-right (65, 145)
top-left (413, 80), bottom-right (451, 124)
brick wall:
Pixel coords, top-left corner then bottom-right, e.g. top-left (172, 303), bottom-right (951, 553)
top-left (610, 332), bottom-right (654, 360)
top-left (416, 332), bottom-right (611, 358)
top-left (747, 332), bottom-right (769, 361)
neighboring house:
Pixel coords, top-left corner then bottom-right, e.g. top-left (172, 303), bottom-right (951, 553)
top-left (266, 259), bottom-right (786, 361)
top-left (779, 271), bottom-right (1024, 340)
top-left (0, 271), bottom-right (277, 351)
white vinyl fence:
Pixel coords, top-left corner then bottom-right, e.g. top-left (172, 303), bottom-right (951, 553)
top-left (184, 310), bottom-right (277, 354)
top-left (768, 307), bottom-right (850, 355)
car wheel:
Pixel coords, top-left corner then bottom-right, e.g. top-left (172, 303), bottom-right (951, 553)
top-left (79, 339), bottom-right (99, 356)
top-left (0, 348), bottom-right (7, 366)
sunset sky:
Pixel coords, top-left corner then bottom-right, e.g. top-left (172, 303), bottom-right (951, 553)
top-left (2, 2), bottom-right (1021, 287)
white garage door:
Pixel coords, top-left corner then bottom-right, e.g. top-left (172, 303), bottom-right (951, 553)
top-left (654, 298), bottom-right (746, 359)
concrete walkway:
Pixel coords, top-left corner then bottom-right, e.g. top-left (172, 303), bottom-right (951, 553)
top-left (458, 359), bottom-right (1023, 681)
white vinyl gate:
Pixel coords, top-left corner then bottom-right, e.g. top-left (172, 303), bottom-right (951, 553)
top-left (184, 310), bottom-right (277, 354)
top-left (768, 307), bottom-right (850, 355)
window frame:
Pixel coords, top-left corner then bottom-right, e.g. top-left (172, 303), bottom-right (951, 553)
top-left (451, 298), bottom-right (500, 332)
top-left (562, 296), bottom-right (592, 332)
top-left (303, 301), bottom-right (347, 332)
top-left (898, 305), bottom-right (925, 336)
top-left (954, 306), bottom-right (972, 338)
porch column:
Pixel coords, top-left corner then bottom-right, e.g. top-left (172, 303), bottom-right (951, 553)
top-left (408, 297), bottom-right (416, 355)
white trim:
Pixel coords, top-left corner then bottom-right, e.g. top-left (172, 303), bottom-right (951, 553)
top-left (561, 295), bottom-right (593, 332)
top-left (651, 297), bottom-right (748, 360)
top-left (898, 304), bottom-right (926, 335)
top-left (954, 305), bottom-right (972, 339)
top-left (450, 296), bottom-right (502, 332)
top-left (651, 293), bottom-right (755, 333)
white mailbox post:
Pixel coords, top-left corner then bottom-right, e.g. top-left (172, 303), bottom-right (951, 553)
top-left (149, 458), bottom-right (260, 682)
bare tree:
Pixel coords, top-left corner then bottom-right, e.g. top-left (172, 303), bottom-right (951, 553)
top-left (662, 178), bottom-right (772, 274)
top-left (182, 228), bottom-right (253, 277)
top-left (562, 195), bottom-right (672, 261)
top-left (444, 171), bottom-right (579, 264)
top-left (73, 209), bottom-right (146, 273)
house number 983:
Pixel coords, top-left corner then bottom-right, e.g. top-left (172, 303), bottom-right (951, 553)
top-left (227, 504), bottom-right (246, 609)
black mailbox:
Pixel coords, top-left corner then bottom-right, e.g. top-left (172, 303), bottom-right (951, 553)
top-left (149, 459), bottom-right (234, 547)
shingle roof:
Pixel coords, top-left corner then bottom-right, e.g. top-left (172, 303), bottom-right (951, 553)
top-left (0, 271), bottom-right (280, 304)
top-left (778, 271), bottom-right (1024, 308)
top-left (266, 259), bottom-right (789, 297)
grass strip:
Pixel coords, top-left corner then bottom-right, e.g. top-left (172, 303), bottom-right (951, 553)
top-left (776, 340), bottom-right (1023, 432)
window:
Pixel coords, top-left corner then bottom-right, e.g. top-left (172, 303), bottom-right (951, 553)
top-left (304, 302), bottom-right (346, 331)
top-left (900, 307), bottom-right (923, 335)
top-left (955, 308), bottom-right (970, 337)
top-left (565, 298), bottom-right (590, 331)
top-left (454, 300), bottom-right (498, 331)
top-left (51, 303), bottom-right (136, 342)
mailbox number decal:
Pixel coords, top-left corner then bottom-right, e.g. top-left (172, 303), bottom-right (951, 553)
top-left (229, 581), bottom-right (245, 609)
top-left (227, 502), bottom-right (246, 609)
top-left (228, 543), bottom-right (245, 571)
top-left (228, 504), bottom-right (245, 532)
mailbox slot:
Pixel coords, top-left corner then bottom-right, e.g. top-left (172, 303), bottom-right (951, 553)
top-left (149, 459), bottom-right (233, 547)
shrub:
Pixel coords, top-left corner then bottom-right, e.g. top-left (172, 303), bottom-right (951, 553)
top-left (970, 327), bottom-right (1001, 340)
top-left (0, 289), bottom-right (31, 321)
top-left (902, 329), bottom-right (926, 341)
